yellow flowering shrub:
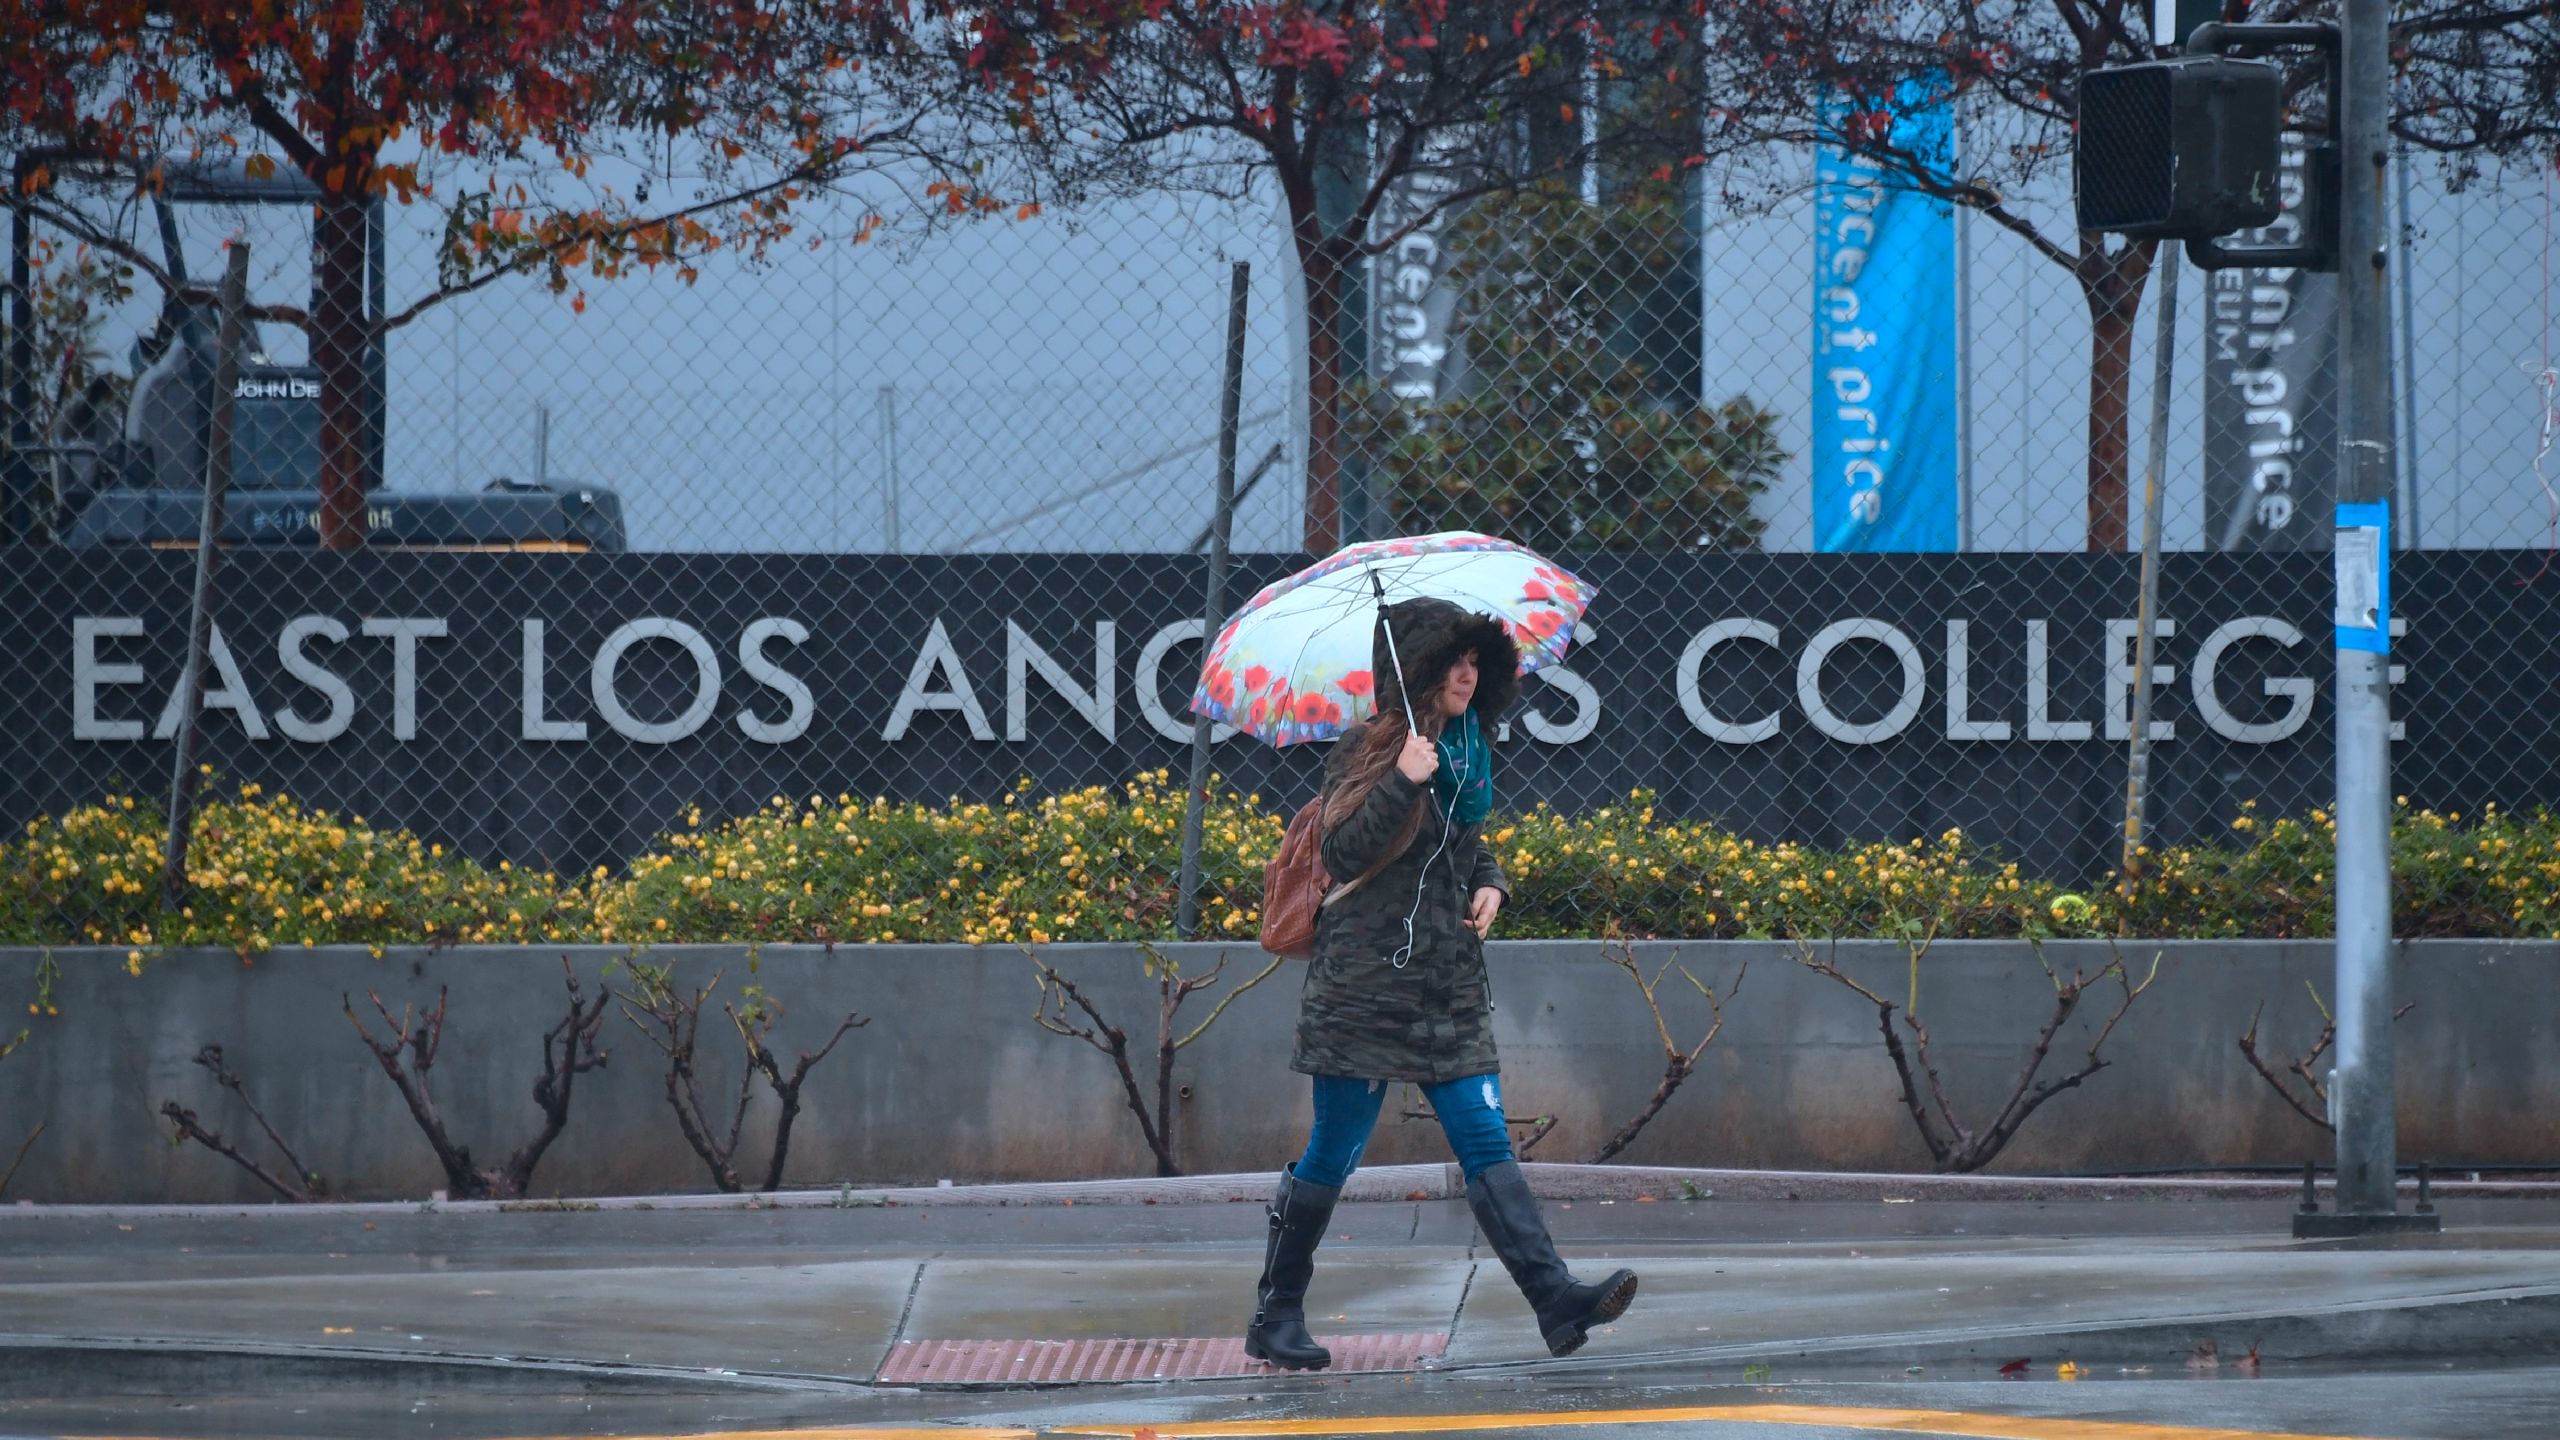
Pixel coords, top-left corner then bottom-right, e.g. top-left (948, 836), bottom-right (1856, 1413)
top-left (0, 785), bottom-right (576, 954)
top-left (2096, 798), bottom-right (2560, 940)
top-left (1494, 797), bottom-right (2054, 939)
top-left (586, 772), bottom-right (1281, 946)
top-left (5, 782), bottom-right (2555, 949)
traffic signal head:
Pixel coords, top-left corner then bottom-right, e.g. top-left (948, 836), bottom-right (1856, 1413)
top-left (2075, 56), bottom-right (2284, 239)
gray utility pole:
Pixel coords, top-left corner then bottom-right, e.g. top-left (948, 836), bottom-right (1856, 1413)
top-left (2309, 0), bottom-right (2435, 1236)
top-left (2121, 244), bottom-right (2178, 880)
top-left (1176, 262), bottom-right (1251, 939)
top-left (163, 243), bottom-right (251, 911)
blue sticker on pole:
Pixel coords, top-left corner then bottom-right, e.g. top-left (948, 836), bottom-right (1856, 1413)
top-left (2335, 501), bottom-right (2389, 653)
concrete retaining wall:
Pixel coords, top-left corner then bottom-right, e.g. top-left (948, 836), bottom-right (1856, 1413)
top-left (0, 940), bottom-right (2551, 1204)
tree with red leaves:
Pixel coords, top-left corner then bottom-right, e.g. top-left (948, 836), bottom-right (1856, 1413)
top-left (962, 0), bottom-right (1715, 551)
top-left (1703, 0), bottom-right (2560, 551)
top-left (2, 0), bottom-right (955, 547)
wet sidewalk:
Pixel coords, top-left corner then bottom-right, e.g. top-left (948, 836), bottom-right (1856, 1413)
top-left (8, 1165), bottom-right (2560, 1397)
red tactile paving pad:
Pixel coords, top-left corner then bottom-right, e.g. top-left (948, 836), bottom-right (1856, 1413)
top-left (875, 1332), bottom-right (1449, 1385)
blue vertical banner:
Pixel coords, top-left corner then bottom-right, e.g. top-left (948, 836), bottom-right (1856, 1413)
top-left (1812, 85), bottom-right (1961, 552)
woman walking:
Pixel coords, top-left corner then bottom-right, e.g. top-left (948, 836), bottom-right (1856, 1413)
top-left (1245, 596), bottom-right (1639, 1371)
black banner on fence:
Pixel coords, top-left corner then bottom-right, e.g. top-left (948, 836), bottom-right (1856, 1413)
top-left (5, 548), bottom-right (2556, 881)
top-left (2202, 131), bottom-right (2339, 552)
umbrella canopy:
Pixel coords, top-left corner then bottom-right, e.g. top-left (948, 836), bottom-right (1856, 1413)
top-left (1190, 531), bottom-right (1595, 747)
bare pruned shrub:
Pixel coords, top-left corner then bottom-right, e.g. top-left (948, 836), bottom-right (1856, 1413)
top-left (1589, 937), bottom-right (1747, 1164)
top-left (1793, 928), bottom-right (2159, 1173)
top-left (161, 1044), bottom-right (326, 1201)
top-left (1029, 942), bottom-right (1281, 1176)
top-left (345, 955), bottom-right (607, 1200)
top-left (2239, 982), bottom-right (2415, 1132)
top-left (616, 962), bottom-right (865, 1193)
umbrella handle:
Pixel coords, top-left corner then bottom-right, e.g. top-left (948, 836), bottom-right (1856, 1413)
top-left (1368, 570), bottom-right (1419, 734)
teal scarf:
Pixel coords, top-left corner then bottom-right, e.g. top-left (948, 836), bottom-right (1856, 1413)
top-left (1432, 708), bottom-right (1493, 826)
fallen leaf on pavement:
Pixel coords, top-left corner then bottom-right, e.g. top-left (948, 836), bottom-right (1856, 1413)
top-left (1998, 1358), bottom-right (2031, 1378)
top-left (2237, 1343), bottom-right (2262, 1377)
top-left (1405, 1190), bottom-right (1429, 1201)
top-left (2056, 1361), bottom-right (2086, 1381)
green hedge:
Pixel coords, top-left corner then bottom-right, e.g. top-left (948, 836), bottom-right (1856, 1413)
top-left (6, 779), bottom-right (2556, 955)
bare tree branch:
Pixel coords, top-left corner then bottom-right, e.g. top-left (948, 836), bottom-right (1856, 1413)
top-left (345, 986), bottom-right (482, 1194)
top-left (155, 1044), bottom-right (327, 1200)
top-left (1791, 933), bottom-right (2159, 1172)
top-left (618, 966), bottom-right (750, 1192)
top-left (498, 959), bottom-right (611, 1192)
top-left (2238, 986), bottom-right (2415, 1133)
top-left (1173, 952), bottom-right (1284, 1050)
top-left (739, 1002), bottom-right (868, 1193)
top-left (1968, 945), bottom-right (2160, 1165)
top-left (615, 963), bottom-right (866, 1194)
top-left (160, 1102), bottom-right (313, 1202)
top-left (0, 1120), bottom-right (48, 1203)
top-left (1588, 938), bottom-right (1748, 1164)
top-left (1028, 944), bottom-right (1276, 1177)
top-left (345, 958), bottom-right (606, 1201)
top-left (1030, 949), bottom-right (1171, 1172)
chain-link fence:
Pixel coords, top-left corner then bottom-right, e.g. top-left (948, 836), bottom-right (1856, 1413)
top-left (8, 24), bottom-right (2560, 952)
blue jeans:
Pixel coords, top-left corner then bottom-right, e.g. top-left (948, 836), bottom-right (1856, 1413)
top-left (1294, 1073), bottom-right (1515, 1188)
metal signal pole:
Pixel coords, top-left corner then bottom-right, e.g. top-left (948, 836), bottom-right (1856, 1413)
top-left (2307, 0), bottom-right (2434, 1236)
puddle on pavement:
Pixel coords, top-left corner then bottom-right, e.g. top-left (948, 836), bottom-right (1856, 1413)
top-left (1726, 1351), bottom-right (2545, 1386)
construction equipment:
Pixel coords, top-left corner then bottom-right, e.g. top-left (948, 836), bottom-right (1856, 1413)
top-left (6, 154), bottom-right (625, 551)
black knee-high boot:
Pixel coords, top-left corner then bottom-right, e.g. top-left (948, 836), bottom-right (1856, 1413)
top-left (1466, 1160), bottom-right (1639, 1357)
top-left (1244, 1163), bottom-right (1341, 1370)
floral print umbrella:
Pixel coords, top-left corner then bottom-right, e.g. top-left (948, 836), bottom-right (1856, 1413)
top-left (1190, 531), bottom-right (1595, 747)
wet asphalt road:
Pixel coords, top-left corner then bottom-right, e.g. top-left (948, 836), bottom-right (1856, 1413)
top-left (10, 1364), bottom-right (2560, 1440)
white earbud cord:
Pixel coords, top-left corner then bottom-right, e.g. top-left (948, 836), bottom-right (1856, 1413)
top-left (1391, 713), bottom-right (1466, 971)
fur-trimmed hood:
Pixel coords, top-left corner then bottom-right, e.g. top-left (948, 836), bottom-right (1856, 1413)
top-left (1371, 596), bottom-right (1521, 727)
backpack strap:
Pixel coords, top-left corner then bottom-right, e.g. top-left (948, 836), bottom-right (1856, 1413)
top-left (1318, 871), bottom-right (1370, 909)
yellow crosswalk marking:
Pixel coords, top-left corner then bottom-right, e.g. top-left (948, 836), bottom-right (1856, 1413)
top-left (97, 1404), bottom-right (2360, 1440)
top-left (1053, 1404), bottom-right (2361, 1440)
top-left (382, 1430), bottom-right (1036, 1440)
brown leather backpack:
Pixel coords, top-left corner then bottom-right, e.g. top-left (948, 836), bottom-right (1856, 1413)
top-left (1259, 798), bottom-right (1332, 959)
top-left (1260, 796), bottom-right (1388, 959)
top-left (1259, 773), bottom-right (1402, 953)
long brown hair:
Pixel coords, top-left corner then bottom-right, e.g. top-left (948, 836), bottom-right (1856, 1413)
top-left (1322, 668), bottom-right (1457, 877)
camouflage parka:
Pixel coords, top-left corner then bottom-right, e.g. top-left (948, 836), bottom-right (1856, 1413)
top-left (1292, 599), bottom-right (1519, 1085)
